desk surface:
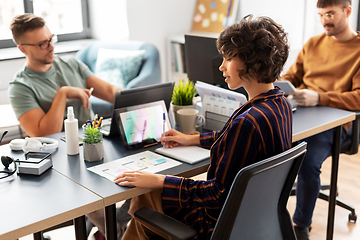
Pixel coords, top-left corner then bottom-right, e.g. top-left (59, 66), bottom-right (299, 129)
top-left (292, 106), bottom-right (355, 142)
top-left (6, 106), bottom-right (355, 208)
top-left (1, 105), bottom-right (355, 240)
top-left (0, 146), bottom-right (103, 240)
top-left (50, 136), bottom-right (209, 206)
top-left (44, 105), bottom-right (355, 207)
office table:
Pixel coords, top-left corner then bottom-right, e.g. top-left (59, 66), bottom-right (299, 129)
top-left (0, 146), bottom-right (103, 240)
top-left (54, 105), bottom-right (354, 240)
top-left (1, 105), bottom-right (354, 240)
top-left (292, 106), bottom-right (355, 240)
top-left (41, 131), bottom-right (210, 240)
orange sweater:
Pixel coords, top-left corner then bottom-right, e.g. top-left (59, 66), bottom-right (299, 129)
top-left (282, 32), bottom-right (360, 111)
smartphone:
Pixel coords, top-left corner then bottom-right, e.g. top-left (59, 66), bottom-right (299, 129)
top-left (274, 80), bottom-right (296, 95)
top-left (60, 136), bottom-right (84, 146)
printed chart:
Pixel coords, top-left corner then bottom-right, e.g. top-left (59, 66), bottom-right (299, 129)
top-left (87, 151), bottom-right (181, 181)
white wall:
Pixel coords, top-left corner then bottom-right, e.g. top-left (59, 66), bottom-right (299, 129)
top-left (126, 0), bottom-right (194, 82)
top-left (237, 0), bottom-right (306, 73)
top-left (88, 0), bottom-right (129, 41)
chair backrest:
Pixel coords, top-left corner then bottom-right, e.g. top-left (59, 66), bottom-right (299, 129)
top-left (340, 112), bottom-right (360, 155)
top-left (211, 142), bottom-right (307, 240)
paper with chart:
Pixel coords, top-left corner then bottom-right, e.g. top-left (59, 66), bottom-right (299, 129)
top-left (87, 151), bottom-right (181, 181)
top-left (195, 81), bottom-right (247, 103)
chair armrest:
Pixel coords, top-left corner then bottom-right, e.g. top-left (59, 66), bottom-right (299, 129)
top-left (350, 112), bottom-right (360, 152)
top-left (134, 207), bottom-right (197, 240)
top-left (343, 111), bottom-right (360, 155)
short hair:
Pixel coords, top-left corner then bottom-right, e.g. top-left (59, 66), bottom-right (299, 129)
top-left (217, 15), bottom-right (289, 84)
top-left (10, 13), bottom-right (45, 45)
top-left (317, 0), bottom-right (351, 8)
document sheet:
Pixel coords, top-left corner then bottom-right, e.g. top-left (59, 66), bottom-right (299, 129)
top-left (87, 151), bottom-right (181, 181)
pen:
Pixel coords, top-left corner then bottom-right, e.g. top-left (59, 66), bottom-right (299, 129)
top-left (93, 114), bottom-right (98, 128)
top-left (96, 117), bottom-right (103, 128)
top-left (163, 113), bottom-right (165, 145)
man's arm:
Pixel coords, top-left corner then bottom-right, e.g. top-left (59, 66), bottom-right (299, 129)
top-left (19, 86), bottom-right (91, 137)
top-left (86, 75), bottom-right (123, 104)
top-left (281, 48), bottom-right (305, 88)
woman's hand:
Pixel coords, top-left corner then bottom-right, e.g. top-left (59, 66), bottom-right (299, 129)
top-left (161, 129), bottom-right (200, 148)
top-left (114, 171), bottom-right (166, 188)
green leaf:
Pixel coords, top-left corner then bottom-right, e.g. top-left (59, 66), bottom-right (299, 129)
top-left (83, 126), bottom-right (102, 144)
top-left (171, 79), bottom-right (197, 106)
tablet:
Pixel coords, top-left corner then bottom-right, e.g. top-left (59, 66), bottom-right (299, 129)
top-left (274, 80), bottom-right (296, 95)
top-left (114, 100), bottom-right (171, 150)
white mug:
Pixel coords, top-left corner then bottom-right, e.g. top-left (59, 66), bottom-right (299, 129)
top-left (176, 109), bottom-right (205, 134)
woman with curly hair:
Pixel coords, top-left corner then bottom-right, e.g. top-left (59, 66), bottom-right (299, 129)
top-left (115, 15), bottom-right (293, 240)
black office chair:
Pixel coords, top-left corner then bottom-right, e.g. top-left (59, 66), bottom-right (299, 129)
top-left (291, 112), bottom-right (360, 223)
top-left (134, 142), bottom-right (307, 240)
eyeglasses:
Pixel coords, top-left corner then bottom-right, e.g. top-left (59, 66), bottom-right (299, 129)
top-left (318, 8), bottom-right (345, 21)
top-left (21, 34), bottom-right (58, 50)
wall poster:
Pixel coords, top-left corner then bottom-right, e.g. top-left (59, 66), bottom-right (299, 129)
top-left (192, 0), bottom-right (239, 33)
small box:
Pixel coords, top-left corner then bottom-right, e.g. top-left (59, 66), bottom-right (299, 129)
top-left (18, 152), bottom-right (53, 175)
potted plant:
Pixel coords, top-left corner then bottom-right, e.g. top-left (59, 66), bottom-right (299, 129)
top-left (83, 125), bottom-right (104, 162)
top-left (171, 79), bottom-right (198, 126)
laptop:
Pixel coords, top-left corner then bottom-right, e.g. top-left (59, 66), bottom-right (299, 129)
top-left (114, 100), bottom-right (171, 150)
top-left (100, 82), bottom-right (175, 137)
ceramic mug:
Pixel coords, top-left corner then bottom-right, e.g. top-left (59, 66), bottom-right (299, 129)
top-left (176, 109), bottom-right (205, 134)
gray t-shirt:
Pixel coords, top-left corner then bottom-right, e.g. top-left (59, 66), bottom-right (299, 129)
top-left (8, 56), bottom-right (94, 128)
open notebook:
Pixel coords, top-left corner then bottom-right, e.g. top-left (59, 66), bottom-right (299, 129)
top-left (155, 145), bottom-right (210, 164)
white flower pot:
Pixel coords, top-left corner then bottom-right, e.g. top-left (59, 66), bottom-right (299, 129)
top-left (83, 142), bottom-right (104, 162)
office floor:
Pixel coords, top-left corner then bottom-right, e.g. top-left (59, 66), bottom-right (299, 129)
top-left (19, 148), bottom-right (360, 240)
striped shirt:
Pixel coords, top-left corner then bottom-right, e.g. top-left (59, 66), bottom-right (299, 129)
top-left (161, 88), bottom-right (293, 239)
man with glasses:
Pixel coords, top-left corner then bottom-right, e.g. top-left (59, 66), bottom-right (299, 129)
top-left (281, 0), bottom-right (360, 239)
top-left (8, 13), bottom-right (123, 137)
top-left (8, 14), bottom-right (129, 240)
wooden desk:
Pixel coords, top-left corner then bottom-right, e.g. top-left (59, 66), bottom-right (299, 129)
top-left (0, 146), bottom-right (103, 240)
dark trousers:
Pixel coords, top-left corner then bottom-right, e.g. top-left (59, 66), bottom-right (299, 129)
top-left (293, 128), bottom-right (346, 227)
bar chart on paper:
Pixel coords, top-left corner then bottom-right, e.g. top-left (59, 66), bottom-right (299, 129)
top-left (87, 151), bottom-right (181, 181)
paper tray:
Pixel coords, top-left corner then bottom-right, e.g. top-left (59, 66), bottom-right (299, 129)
top-left (203, 111), bottom-right (228, 131)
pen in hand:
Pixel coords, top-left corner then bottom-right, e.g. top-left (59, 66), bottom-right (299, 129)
top-left (163, 113), bottom-right (165, 146)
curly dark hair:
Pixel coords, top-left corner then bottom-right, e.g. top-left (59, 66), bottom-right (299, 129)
top-left (217, 15), bottom-right (289, 84)
top-left (317, 0), bottom-right (351, 8)
top-left (10, 13), bottom-right (45, 45)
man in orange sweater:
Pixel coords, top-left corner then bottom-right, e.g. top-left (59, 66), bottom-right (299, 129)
top-left (281, 0), bottom-right (360, 239)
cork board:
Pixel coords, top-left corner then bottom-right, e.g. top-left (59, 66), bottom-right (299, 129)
top-left (192, 0), bottom-right (239, 33)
